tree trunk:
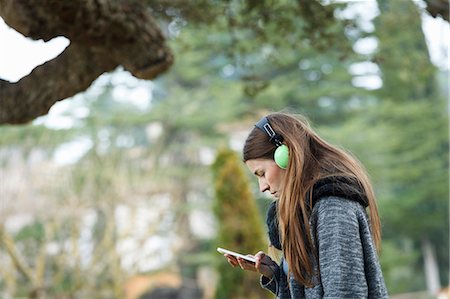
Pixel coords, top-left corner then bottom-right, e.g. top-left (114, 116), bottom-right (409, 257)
top-left (0, 0), bottom-right (173, 124)
top-left (421, 236), bottom-right (441, 296)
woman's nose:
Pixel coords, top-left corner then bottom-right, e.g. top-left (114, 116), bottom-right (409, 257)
top-left (259, 179), bottom-right (269, 193)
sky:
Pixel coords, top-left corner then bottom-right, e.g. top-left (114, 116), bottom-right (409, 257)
top-left (0, 18), bottom-right (70, 83)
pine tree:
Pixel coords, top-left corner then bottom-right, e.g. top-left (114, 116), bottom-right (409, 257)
top-left (373, 0), bottom-right (449, 294)
top-left (212, 148), bottom-right (271, 299)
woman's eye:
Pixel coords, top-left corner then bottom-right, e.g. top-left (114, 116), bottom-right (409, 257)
top-left (254, 170), bottom-right (264, 178)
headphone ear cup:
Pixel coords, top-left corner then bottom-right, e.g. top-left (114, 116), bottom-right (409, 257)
top-left (274, 144), bottom-right (289, 169)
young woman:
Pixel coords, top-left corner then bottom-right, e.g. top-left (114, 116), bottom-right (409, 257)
top-left (222, 112), bottom-right (388, 298)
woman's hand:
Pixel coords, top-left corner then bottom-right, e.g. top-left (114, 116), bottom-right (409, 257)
top-left (224, 251), bottom-right (276, 279)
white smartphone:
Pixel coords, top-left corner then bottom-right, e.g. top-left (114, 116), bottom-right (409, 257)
top-left (217, 247), bottom-right (256, 263)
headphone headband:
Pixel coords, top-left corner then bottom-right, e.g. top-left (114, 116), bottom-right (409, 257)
top-left (254, 116), bottom-right (289, 169)
top-left (255, 117), bottom-right (284, 147)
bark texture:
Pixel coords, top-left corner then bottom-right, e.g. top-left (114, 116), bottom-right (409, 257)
top-left (424, 0), bottom-right (450, 21)
top-left (0, 0), bottom-right (173, 124)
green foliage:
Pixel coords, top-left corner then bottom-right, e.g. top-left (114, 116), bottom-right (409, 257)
top-left (375, 0), bottom-right (437, 102)
top-left (380, 240), bottom-right (424, 293)
top-left (159, 0), bottom-right (351, 53)
top-left (372, 0), bottom-right (449, 291)
top-left (164, 0), bottom-right (363, 125)
top-left (212, 148), bottom-right (270, 299)
top-left (14, 222), bottom-right (45, 243)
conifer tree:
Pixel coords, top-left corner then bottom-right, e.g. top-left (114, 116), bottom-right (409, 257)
top-left (373, 0), bottom-right (449, 294)
top-left (212, 148), bottom-right (270, 299)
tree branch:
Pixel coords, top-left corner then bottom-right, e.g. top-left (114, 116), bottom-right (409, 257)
top-left (0, 0), bottom-right (174, 124)
top-left (0, 225), bottom-right (35, 283)
top-left (424, 0), bottom-right (449, 21)
top-left (0, 45), bottom-right (117, 124)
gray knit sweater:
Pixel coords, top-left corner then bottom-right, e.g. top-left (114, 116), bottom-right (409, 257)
top-left (260, 196), bottom-right (388, 298)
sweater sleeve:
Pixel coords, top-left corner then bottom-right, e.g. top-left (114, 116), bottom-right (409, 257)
top-left (313, 197), bottom-right (368, 298)
top-left (260, 258), bottom-right (291, 298)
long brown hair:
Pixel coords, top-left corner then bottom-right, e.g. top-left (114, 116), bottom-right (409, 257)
top-left (243, 112), bottom-right (381, 287)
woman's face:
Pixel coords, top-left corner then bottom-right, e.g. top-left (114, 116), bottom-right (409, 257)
top-left (245, 158), bottom-right (286, 198)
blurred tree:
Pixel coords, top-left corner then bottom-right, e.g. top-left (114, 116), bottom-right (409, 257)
top-left (212, 149), bottom-right (270, 299)
top-left (156, 0), bottom-right (373, 128)
top-left (373, 0), bottom-right (449, 294)
top-left (0, 81), bottom-right (178, 298)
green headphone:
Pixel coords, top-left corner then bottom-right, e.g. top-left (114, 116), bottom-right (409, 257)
top-left (255, 117), bottom-right (289, 169)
